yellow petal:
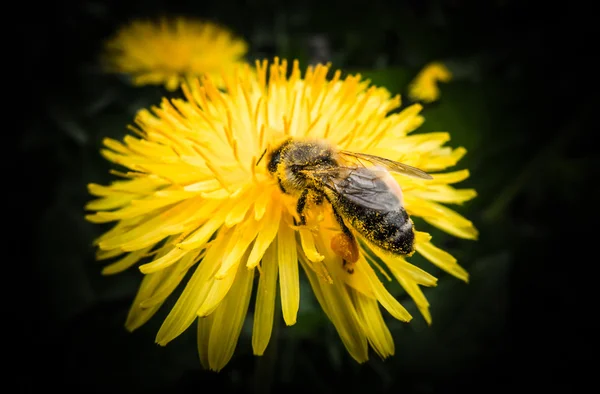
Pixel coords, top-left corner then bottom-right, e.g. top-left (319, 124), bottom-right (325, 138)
top-left (139, 247), bottom-right (188, 274)
top-left (96, 247), bottom-right (124, 261)
top-left (177, 216), bottom-right (224, 250)
top-left (298, 228), bottom-right (324, 263)
top-left (155, 230), bottom-right (230, 346)
top-left (207, 258), bottom-right (255, 371)
top-left (253, 187), bottom-right (271, 221)
top-left (423, 215), bottom-right (479, 240)
top-left (135, 162), bottom-right (210, 184)
top-left (277, 219), bottom-right (299, 326)
top-left (183, 179), bottom-right (222, 192)
top-left (356, 256), bottom-right (412, 322)
top-left (125, 240), bottom-right (186, 331)
top-left (385, 103), bottom-right (424, 137)
top-left (252, 242), bottom-right (279, 356)
top-left (422, 147), bottom-right (467, 171)
top-left (429, 169), bottom-right (470, 185)
top-left (197, 314), bottom-right (214, 370)
top-left (415, 230), bottom-right (432, 244)
top-left (93, 191), bottom-right (195, 222)
top-left (392, 258), bottom-right (438, 287)
top-left (353, 290), bottom-right (394, 358)
top-left (201, 189), bottom-right (230, 199)
top-left (408, 62), bottom-right (452, 103)
top-left (97, 199), bottom-right (199, 250)
top-left (197, 262), bottom-right (239, 317)
top-left (416, 240), bottom-right (469, 282)
top-left (125, 272), bottom-right (167, 331)
top-left (216, 219), bottom-right (262, 278)
top-left (102, 246), bottom-right (152, 275)
top-left (139, 249), bottom-right (202, 308)
top-left (225, 192), bottom-right (256, 227)
top-left (166, 74), bottom-right (181, 91)
top-left (299, 255), bottom-right (368, 363)
top-left (101, 137), bottom-right (130, 154)
top-left (247, 205), bottom-right (281, 269)
top-left (372, 132), bottom-right (450, 158)
top-left (88, 176), bottom-right (167, 196)
top-left (85, 194), bottom-right (138, 211)
top-left (410, 186), bottom-right (477, 204)
top-left (387, 264), bottom-right (432, 324)
top-left (93, 217), bottom-right (143, 246)
top-left (368, 245), bottom-right (437, 287)
top-left (405, 196), bottom-right (478, 240)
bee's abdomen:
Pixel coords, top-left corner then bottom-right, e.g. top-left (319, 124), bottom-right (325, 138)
top-left (381, 210), bottom-right (415, 255)
top-left (345, 205), bottom-right (415, 255)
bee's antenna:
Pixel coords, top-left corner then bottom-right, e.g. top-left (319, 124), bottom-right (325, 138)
top-left (256, 148), bottom-right (267, 166)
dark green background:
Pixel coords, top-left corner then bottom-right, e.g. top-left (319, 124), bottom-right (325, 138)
top-left (24, 1), bottom-right (593, 393)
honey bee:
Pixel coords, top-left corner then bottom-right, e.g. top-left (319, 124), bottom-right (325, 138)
top-left (265, 138), bottom-right (432, 274)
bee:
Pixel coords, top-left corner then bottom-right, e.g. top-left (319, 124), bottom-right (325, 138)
top-left (265, 138), bottom-right (432, 274)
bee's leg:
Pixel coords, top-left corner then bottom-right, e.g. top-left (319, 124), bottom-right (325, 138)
top-left (296, 189), bottom-right (309, 225)
top-left (277, 179), bottom-right (287, 193)
top-left (329, 203), bottom-right (359, 274)
top-left (342, 259), bottom-right (355, 274)
top-left (331, 205), bottom-right (352, 237)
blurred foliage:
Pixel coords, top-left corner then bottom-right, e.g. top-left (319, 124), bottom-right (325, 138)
top-left (23, 0), bottom-right (595, 393)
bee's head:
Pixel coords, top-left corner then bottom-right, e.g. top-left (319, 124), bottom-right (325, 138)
top-left (266, 139), bottom-right (292, 174)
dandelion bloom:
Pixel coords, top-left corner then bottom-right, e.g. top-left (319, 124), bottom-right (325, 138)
top-left (103, 17), bottom-right (248, 91)
top-left (86, 58), bottom-right (478, 372)
top-left (408, 62), bottom-right (453, 103)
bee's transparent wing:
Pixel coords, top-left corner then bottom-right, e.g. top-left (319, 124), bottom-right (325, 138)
top-left (327, 167), bottom-right (401, 211)
top-left (339, 150), bottom-right (433, 180)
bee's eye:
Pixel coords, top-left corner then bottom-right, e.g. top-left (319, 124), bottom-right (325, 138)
top-left (267, 150), bottom-right (281, 173)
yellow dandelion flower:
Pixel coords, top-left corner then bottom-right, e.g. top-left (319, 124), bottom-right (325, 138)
top-left (408, 62), bottom-right (453, 103)
top-left (86, 58), bottom-right (478, 372)
top-left (103, 17), bottom-right (248, 91)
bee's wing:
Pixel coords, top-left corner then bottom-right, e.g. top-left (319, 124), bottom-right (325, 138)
top-left (325, 167), bottom-right (401, 211)
top-left (339, 150), bottom-right (433, 180)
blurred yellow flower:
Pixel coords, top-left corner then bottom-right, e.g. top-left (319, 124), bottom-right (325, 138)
top-left (86, 58), bottom-right (478, 372)
top-left (103, 17), bottom-right (248, 91)
top-left (408, 62), bottom-right (453, 103)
